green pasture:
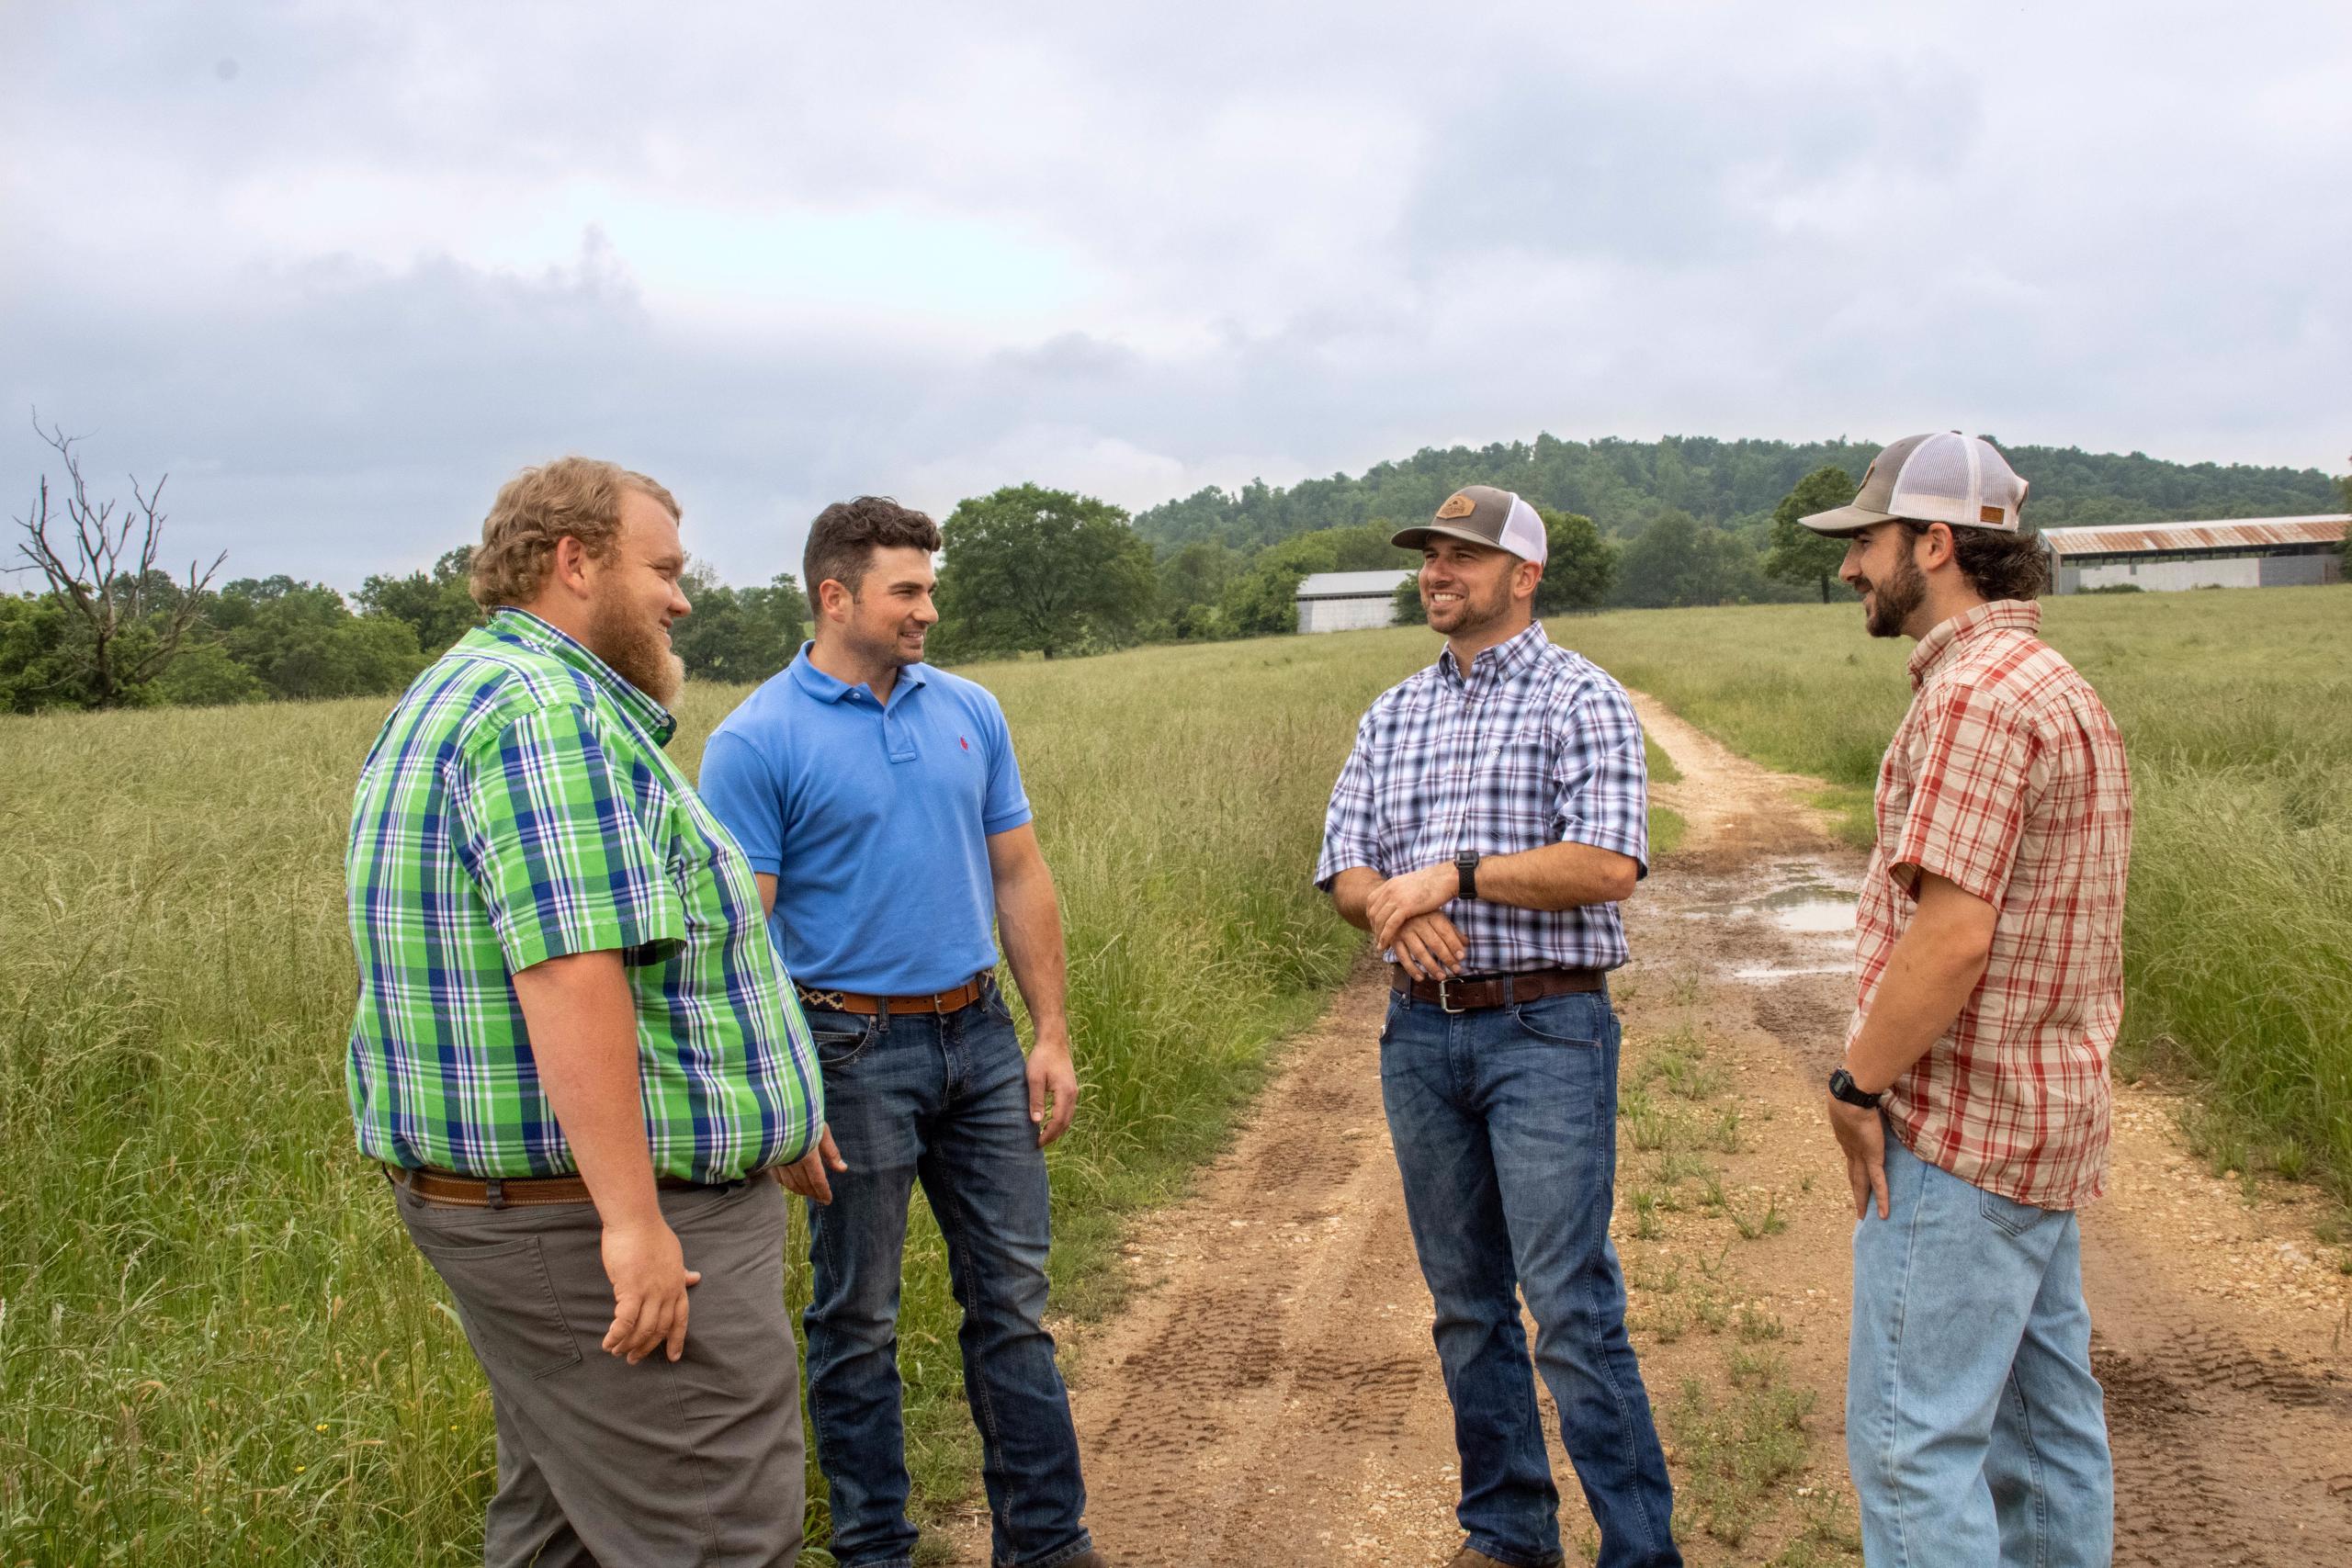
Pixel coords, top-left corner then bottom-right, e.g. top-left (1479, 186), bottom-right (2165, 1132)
top-left (0, 638), bottom-right (1435, 1564)
top-left (4, 585), bottom-right (2342, 1563)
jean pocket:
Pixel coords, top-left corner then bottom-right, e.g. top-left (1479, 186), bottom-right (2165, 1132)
top-left (1978, 1186), bottom-right (2054, 1238)
top-left (983, 981), bottom-right (1017, 1029)
top-left (805, 1010), bottom-right (875, 1067)
top-left (408, 1234), bottom-right (582, 1381)
top-left (1510, 991), bottom-right (1606, 1047)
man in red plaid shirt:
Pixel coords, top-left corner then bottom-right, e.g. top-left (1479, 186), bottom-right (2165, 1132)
top-left (1802, 434), bottom-right (2131, 1567)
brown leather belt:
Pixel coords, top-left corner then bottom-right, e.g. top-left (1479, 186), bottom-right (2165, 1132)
top-left (1390, 964), bottom-right (1605, 1013)
top-left (383, 1164), bottom-right (752, 1209)
top-left (795, 973), bottom-right (992, 1017)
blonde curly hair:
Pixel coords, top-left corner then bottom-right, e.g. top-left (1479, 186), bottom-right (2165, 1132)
top-left (469, 457), bottom-right (682, 610)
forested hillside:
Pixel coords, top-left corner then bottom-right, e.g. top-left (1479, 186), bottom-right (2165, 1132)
top-left (1133, 434), bottom-right (2343, 551)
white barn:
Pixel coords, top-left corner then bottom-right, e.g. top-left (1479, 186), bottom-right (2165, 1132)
top-left (1295, 570), bottom-right (1417, 634)
top-left (2043, 514), bottom-right (2346, 593)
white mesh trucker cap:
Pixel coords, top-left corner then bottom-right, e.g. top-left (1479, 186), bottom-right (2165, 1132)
top-left (1390, 484), bottom-right (1549, 564)
top-left (1800, 433), bottom-right (2029, 537)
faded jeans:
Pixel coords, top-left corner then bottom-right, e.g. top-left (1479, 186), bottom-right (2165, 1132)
top-left (1380, 983), bottom-right (1681, 1568)
top-left (1848, 1134), bottom-right (2114, 1566)
top-left (800, 984), bottom-right (1091, 1568)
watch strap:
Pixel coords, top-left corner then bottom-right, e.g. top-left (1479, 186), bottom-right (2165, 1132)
top-left (1454, 852), bottom-right (1479, 902)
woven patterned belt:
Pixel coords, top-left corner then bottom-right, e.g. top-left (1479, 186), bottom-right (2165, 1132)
top-left (794, 973), bottom-right (992, 1017)
top-left (1389, 964), bottom-right (1604, 1013)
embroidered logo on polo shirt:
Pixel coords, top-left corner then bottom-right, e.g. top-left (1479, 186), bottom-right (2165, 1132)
top-left (960, 736), bottom-right (970, 750)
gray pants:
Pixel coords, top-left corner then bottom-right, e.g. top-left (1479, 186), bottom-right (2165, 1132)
top-left (396, 1174), bottom-right (805, 1567)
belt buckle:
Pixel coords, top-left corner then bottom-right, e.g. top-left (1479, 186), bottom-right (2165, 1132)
top-left (1437, 976), bottom-right (1465, 1014)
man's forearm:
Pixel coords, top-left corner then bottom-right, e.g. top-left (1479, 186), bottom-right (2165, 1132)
top-left (1476, 841), bottom-right (1638, 911)
top-left (1845, 910), bottom-right (1993, 1094)
top-left (996, 863), bottom-right (1070, 1038)
top-left (511, 950), bottom-right (662, 1227)
top-left (1328, 866), bottom-right (1380, 932)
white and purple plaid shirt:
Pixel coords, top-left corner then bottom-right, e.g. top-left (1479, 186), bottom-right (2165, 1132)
top-left (1315, 622), bottom-right (1648, 974)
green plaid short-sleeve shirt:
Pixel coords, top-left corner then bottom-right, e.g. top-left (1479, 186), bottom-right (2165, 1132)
top-left (345, 609), bottom-right (821, 1182)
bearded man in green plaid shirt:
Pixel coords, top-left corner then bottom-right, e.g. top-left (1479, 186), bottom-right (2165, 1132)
top-left (345, 457), bottom-right (822, 1568)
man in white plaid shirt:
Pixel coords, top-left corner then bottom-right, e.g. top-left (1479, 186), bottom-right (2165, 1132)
top-left (1317, 486), bottom-right (1679, 1568)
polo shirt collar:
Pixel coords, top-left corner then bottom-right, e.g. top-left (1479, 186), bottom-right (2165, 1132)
top-left (489, 608), bottom-right (676, 744)
top-left (1908, 600), bottom-right (2041, 690)
top-left (786, 643), bottom-right (931, 706)
top-left (1439, 620), bottom-right (1549, 689)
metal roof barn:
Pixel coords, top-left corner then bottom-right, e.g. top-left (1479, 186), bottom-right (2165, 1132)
top-left (2042, 514), bottom-right (2345, 594)
top-left (1295, 570), bottom-right (1417, 634)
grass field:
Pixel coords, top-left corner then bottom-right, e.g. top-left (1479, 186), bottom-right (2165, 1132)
top-left (4, 587), bottom-right (2340, 1562)
top-left (0, 638), bottom-right (1450, 1565)
top-left (1549, 585), bottom-right (2352, 1201)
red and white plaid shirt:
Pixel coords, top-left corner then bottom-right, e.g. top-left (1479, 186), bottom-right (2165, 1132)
top-left (1848, 600), bottom-right (2132, 1210)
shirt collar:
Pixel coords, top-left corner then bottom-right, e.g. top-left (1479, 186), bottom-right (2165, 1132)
top-left (487, 608), bottom-right (676, 744)
top-left (1438, 620), bottom-right (1549, 688)
top-left (1907, 600), bottom-right (2042, 690)
top-left (786, 642), bottom-right (931, 705)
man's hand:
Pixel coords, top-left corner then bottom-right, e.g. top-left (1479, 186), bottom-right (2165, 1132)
top-left (780, 1125), bottom-right (848, 1205)
top-left (1827, 1095), bottom-right (1890, 1221)
top-left (1026, 1032), bottom-right (1079, 1146)
top-left (1366, 863), bottom-right (1460, 953)
top-left (599, 1216), bottom-right (701, 1364)
top-left (1388, 911), bottom-right (1467, 980)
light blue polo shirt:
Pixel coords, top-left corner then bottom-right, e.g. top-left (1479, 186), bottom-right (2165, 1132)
top-left (697, 645), bottom-right (1033, 997)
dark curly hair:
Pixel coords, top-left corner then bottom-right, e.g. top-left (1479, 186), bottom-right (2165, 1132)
top-left (802, 496), bottom-right (942, 603)
top-left (1902, 520), bottom-right (2050, 602)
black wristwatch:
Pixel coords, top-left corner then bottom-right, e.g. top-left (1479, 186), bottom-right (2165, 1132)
top-left (1828, 1068), bottom-right (1883, 1111)
top-left (1453, 850), bottom-right (1481, 901)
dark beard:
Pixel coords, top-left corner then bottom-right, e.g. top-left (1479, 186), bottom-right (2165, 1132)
top-left (1860, 550), bottom-right (1926, 638)
top-left (1430, 576), bottom-right (1514, 637)
top-left (588, 595), bottom-right (684, 706)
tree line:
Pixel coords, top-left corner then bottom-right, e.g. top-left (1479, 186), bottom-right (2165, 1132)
top-left (8, 423), bottom-right (2343, 713)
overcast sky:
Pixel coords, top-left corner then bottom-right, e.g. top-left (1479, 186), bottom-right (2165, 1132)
top-left (5, 2), bottom-right (2346, 589)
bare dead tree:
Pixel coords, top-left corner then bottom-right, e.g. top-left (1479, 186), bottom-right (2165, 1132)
top-left (10, 412), bottom-right (226, 705)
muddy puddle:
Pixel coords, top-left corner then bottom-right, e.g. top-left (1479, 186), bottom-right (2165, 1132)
top-left (1673, 855), bottom-right (1860, 981)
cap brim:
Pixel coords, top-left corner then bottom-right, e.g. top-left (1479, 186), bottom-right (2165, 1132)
top-left (1390, 523), bottom-right (1522, 556)
top-left (1798, 503), bottom-right (1897, 538)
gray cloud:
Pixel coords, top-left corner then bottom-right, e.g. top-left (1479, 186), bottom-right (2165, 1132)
top-left (4, 3), bottom-right (2345, 592)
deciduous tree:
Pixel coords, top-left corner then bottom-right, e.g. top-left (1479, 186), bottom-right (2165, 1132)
top-left (9, 417), bottom-right (224, 706)
top-left (935, 484), bottom-right (1156, 658)
top-left (357, 546), bottom-right (480, 655)
top-left (1763, 466), bottom-right (1857, 603)
top-left (1533, 509), bottom-right (1615, 614)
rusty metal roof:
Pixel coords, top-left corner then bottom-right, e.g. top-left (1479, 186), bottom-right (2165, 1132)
top-left (2041, 513), bottom-right (2347, 557)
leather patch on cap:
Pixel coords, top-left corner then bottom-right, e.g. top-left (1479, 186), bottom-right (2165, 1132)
top-left (1980, 504), bottom-right (2005, 524)
top-left (1436, 492), bottom-right (1476, 520)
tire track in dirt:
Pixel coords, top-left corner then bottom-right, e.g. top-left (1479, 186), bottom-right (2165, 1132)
top-left (940, 690), bottom-right (2350, 1565)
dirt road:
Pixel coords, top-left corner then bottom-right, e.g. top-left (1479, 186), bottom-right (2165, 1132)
top-left (951, 696), bottom-right (2352, 1565)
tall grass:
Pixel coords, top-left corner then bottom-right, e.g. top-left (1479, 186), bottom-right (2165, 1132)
top-left (0, 637), bottom-right (1448, 1566)
top-left (1545, 586), bottom-right (2352, 1198)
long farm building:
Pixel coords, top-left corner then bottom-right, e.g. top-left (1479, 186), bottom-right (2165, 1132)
top-left (2043, 514), bottom-right (2345, 593)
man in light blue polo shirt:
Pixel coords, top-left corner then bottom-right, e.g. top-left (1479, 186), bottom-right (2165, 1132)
top-left (698, 496), bottom-right (1100, 1568)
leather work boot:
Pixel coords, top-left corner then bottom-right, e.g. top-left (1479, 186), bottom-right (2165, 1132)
top-left (1048, 1552), bottom-right (1112, 1568)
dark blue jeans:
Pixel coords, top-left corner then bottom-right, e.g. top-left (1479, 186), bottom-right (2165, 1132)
top-left (800, 985), bottom-right (1090, 1568)
top-left (1380, 984), bottom-right (1680, 1568)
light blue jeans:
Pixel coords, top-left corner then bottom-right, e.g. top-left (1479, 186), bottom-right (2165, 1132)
top-left (1848, 1134), bottom-right (2113, 1567)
